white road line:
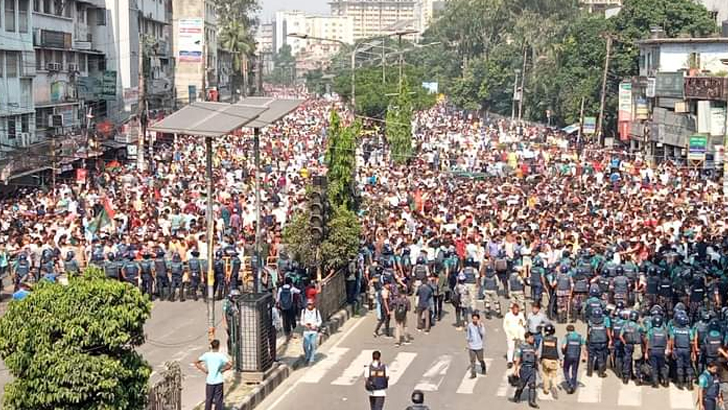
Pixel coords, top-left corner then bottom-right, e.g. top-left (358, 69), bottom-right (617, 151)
top-left (496, 369), bottom-right (513, 397)
top-left (299, 347), bottom-right (350, 384)
top-left (577, 374), bottom-right (602, 403)
top-left (617, 380), bottom-right (642, 406)
top-left (331, 349), bottom-right (374, 386)
top-left (669, 383), bottom-right (696, 409)
top-left (388, 352), bottom-right (418, 386)
top-left (456, 358), bottom-right (493, 394)
top-left (413, 355), bottom-right (453, 392)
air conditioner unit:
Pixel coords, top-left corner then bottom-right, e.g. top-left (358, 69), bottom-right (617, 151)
top-left (67, 63), bottom-right (78, 72)
top-left (19, 133), bottom-right (32, 147)
top-left (46, 62), bottom-right (61, 71)
top-left (48, 114), bottom-right (64, 128)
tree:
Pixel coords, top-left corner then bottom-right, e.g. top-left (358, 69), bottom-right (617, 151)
top-left (268, 45), bottom-right (296, 86)
top-left (282, 209), bottom-right (317, 268)
top-left (386, 78), bottom-right (414, 164)
top-left (219, 20), bottom-right (256, 99)
top-left (326, 109), bottom-right (360, 211)
top-left (0, 268), bottom-right (152, 410)
top-left (320, 205), bottom-right (362, 273)
top-left (215, 0), bottom-right (259, 32)
top-left (305, 68), bottom-right (327, 96)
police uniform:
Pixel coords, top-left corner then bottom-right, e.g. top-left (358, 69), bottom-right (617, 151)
top-left (670, 324), bottom-right (695, 388)
top-left (63, 256), bottom-right (80, 275)
top-left (139, 256), bottom-right (154, 298)
top-left (461, 266), bottom-right (478, 312)
top-left (187, 254), bottom-right (203, 300)
top-left (699, 369), bottom-right (722, 410)
top-left (529, 267), bottom-right (543, 304)
top-left (482, 269), bottom-right (501, 319)
top-left (169, 255), bottom-right (185, 302)
top-left (13, 257), bottom-right (31, 290)
top-left (611, 315), bottom-right (626, 375)
top-left (513, 341), bottom-right (539, 407)
top-left (612, 273), bottom-right (630, 307)
top-left (154, 254), bottom-right (170, 299)
top-left (620, 320), bottom-right (644, 384)
top-left (555, 271), bottom-right (571, 323)
top-left (540, 334), bottom-right (560, 395)
top-left (121, 258), bottom-right (140, 288)
top-left (562, 331), bottom-right (584, 393)
top-left (510, 270), bottom-right (526, 311)
top-left (587, 316), bottom-right (610, 377)
top-left (647, 324), bottom-right (669, 387)
top-left (572, 269), bottom-right (589, 322)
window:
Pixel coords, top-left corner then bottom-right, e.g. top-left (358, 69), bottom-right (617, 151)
top-left (54, 50), bottom-right (62, 64)
top-left (96, 8), bottom-right (106, 25)
top-left (81, 54), bottom-right (87, 72)
top-left (6, 0), bottom-right (16, 32)
top-left (18, 0), bottom-right (28, 32)
top-left (20, 114), bottom-right (29, 133)
top-left (43, 0), bottom-right (50, 14)
top-left (35, 49), bottom-right (42, 70)
top-left (76, 3), bottom-right (84, 22)
top-left (6, 52), bottom-right (18, 77)
top-left (8, 117), bottom-right (17, 139)
top-left (33, 0), bottom-right (39, 12)
top-left (63, 0), bottom-right (69, 17)
top-left (44, 49), bottom-right (51, 66)
top-left (0, 53), bottom-right (3, 77)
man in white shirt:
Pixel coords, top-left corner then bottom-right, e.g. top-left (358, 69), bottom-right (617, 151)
top-left (300, 299), bottom-right (322, 366)
top-left (503, 303), bottom-right (526, 368)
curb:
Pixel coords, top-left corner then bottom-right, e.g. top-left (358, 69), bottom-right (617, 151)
top-left (234, 299), bottom-right (364, 410)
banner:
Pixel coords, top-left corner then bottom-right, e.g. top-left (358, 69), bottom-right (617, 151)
top-left (76, 168), bottom-right (87, 184)
top-left (710, 106), bottom-right (726, 137)
top-left (619, 121), bottom-right (630, 142)
top-left (635, 98), bottom-right (649, 120)
top-left (101, 71), bottom-right (117, 100)
top-left (583, 117), bottom-right (596, 135)
top-left (688, 134), bottom-right (708, 161)
top-left (618, 82), bottom-right (632, 122)
top-left (178, 18), bottom-right (204, 63)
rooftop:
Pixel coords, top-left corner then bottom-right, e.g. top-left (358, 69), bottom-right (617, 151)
top-left (637, 37), bottom-right (728, 45)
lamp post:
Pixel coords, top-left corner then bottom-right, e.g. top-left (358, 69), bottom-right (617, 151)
top-left (288, 30), bottom-right (418, 115)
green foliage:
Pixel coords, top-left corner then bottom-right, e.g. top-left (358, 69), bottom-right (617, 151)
top-left (326, 109), bottom-right (361, 211)
top-left (282, 210), bottom-right (316, 268)
top-left (219, 20), bottom-right (256, 98)
top-left (0, 267), bottom-right (152, 410)
top-left (267, 45), bottom-right (296, 86)
top-left (215, 0), bottom-right (259, 32)
top-left (305, 68), bottom-right (327, 95)
top-left (386, 78), bottom-right (414, 164)
top-left (320, 205), bottom-right (362, 272)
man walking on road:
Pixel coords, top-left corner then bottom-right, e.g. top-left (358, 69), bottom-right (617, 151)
top-left (194, 339), bottom-right (232, 410)
top-left (698, 361), bottom-right (723, 410)
top-left (561, 324), bottom-right (586, 394)
top-left (301, 299), bottom-right (322, 366)
top-left (504, 303), bottom-right (526, 368)
top-left (467, 312), bottom-right (487, 378)
top-left (511, 332), bottom-right (540, 408)
top-left (538, 323), bottom-right (561, 398)
top-left (392, 286), bottom-right (412, 347)
top-left (365, 350), bottom-right (389, 410)
top-left (278, 277), bottom-right (301, 338)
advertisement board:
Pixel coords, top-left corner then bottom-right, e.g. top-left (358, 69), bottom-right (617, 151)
top-left (688, 134), bottom-right (708, 161)
top-left (583, 117), bottom-right (596, 135)
top-left (178, 18), bottom-right (204, 63)
top-left (101, 71), bottom-right (117, 100)
top-left (618, 82), bottom-right (632, 122)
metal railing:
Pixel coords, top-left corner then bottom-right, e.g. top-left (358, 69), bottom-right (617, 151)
top-left (317, 268), bottom-right (347, 322)
top-left (147, 361), bottom-right (182, 410)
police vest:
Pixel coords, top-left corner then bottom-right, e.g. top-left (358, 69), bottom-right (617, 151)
top-left (589, 324), bottom-right (608, 344)
top-left (659, 278), bottom-right (673, 297)
top-left (154, 259), bottom-right (168, 275)
top-left (105, 262), bottom-right (120, 279)
top-left (414, 264), bottom-right (427, 281)
top-left (705, 371), bottom-right (721, 400)
top-left (704, 333), bottom-right (722, 358)
top-left (368, 363), bottom-right (388, 390)
top-left (509, 273), bottom-right (524, 291)
top-left (63, 260), bottom-right (79, 274)
top-left (612, 319), bottom-right (624, 340)
top-left (574, 274), bottom-right (589, 293)
top-left (646, 276), bottom-right (659, 295)
top-left (91, 245), bottom-right (104, 261)
top-left (463, 268), bottom-right (477, 284)
top-left (483, 272), bottom-right (499, 291)
top-left (650, 327), bottom-right (668, 350)
top-left (623, 323), bottom-right (641, 344)
top-left (673, 327), bottom-right (692, 349)
top-left (564, 334), bottom-right (582, 359)
top-left (695, 322), bottom-right (709, 347)
top-left (16, 261), bottom-right (30, 277)
top-left (188, 258), bottom-right (201, 275)
top-left (541, 336), bottom-right (559, 360)
top-left (598, 276), bottom-right (610, 293)
top-left (123, 263), bottom-right (139, 280)
top-left (170, 262), bottom-right (184, 277)
top-left (587, 299), bottom-right (602, 314)
top-left (140, 260), bottom-right (153, 275)
top-left (529, 270), bottom-right (542, 287)
top-left (556, 274), bottom-right (571, 291)
top-left (520, 344), bottom-right (537, 366)
top-left (614, 276), bottom-right (629, 294)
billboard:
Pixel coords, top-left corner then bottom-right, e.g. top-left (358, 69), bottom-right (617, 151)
top-left (178, 18), bottom-right (204, 63)
top-left (618, 82), bottom-right (632, 122)
top-left (688, 134), bottom-right (708, 161)
top-left (101, 70), bottom-right (117, 100)
top-left (421, 82), bottom-right (438, 94)
top-left (583, 117), bottom-right (596, 135)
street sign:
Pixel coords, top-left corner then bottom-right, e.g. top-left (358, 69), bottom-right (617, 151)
top-left (688, 134), bottom-right (708, 161)
top-left (583, 117), bottom-right (596, 135)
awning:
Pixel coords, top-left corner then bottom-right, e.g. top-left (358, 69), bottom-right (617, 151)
top-left (236, 97), bottom-right (305, 129)
top-left (148, 102), bottom-right (268, 137)
top-left (561, 123), bottom-right (580, 134)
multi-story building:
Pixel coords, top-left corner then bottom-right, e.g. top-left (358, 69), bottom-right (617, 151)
top-left (172, 0), bottom-right (217, 104)
top-left (256, 21), bottom-right (275, 76)
top-left (0, 0), bottom-right (36, 153)
top-left (697, 0), bottom-right (728, 25)
top-left (139, 0), bottom-right (174, 110)
top-left (328, 0), bottom-right (422, 41)
top-left (580, 0), bottom-right (622, 14)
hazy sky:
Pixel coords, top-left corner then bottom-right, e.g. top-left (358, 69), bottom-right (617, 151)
top-left (259, 0), bottom-right (330, 21)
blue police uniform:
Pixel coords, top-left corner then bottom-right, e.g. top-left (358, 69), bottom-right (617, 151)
top-left (562, 331), bottom-right (585, 393)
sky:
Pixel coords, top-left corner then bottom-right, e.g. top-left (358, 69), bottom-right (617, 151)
top-left (259, 0), bottom-right (330, 22)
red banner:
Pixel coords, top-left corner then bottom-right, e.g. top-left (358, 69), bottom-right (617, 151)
top-left (76, 168), bottom-right (87, 184)
top-left (619, 121), bottom-right (630, 142)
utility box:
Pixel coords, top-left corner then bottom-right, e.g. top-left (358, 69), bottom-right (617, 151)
top-left (231, 292), bottom-right (276, 377)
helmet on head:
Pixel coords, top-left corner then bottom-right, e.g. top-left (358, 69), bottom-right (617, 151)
top-left (229, 289), bottom-right (241, 298)
top-left (702, 310), bottom-right (712, 322)
top-left (191, 250), bottom-right (200, 257)
top-left (709, 319), bottom-right (722, 332)
top-left (591, 307), bottom-right (604, 319)
top-left (676, 313), bottom-right (690, 327)
top-left (589, 287), bottom-right (601, 297)
top-left (647, 266), bottom-right (657, 276)
top-left (673, 302), bottom-right (687, 314)
top-left (465, 257), bottom-right (475, 267)
top-left (107, 252), bottom-right (115, 261)
top-left (534, 258), bottom-right (544, 268)
top-left (615, 301), bottom-right (625, 311)
top-left (156, 249), bottom-right (165, 258)
top-left (544, 323), bottom-right (556, 335)
top-left (65, 250), bottom-right (75, 261)
top-left (560, 265), bottom-right (569, 274)
top-left (629, 310), bottom-right (639, 322)
top-left (650, 305), bottom-right (664, 317)
top-left (18, 253), bottom-right (27, 261)
top-left (172, 252), bottom-right (181, 262)
top-left (215, 250), bottom-right (223, 259)
top-left (616, 266), bottom-right (624, 276)
top-left (653, 315), bottom-right (664, 328)
top-left (411, 390), bottom-right (425, 405)
top-left (417, 256), bottom-right (427, 265)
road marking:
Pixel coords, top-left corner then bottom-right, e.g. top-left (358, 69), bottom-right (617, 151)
top-left (539, 371), bottom-right (563, 401)
top-left (331, 349), bottom-right (373, 386)
top-left (617, 380), bottom-right (642, 406)
top-left (496, 369), bottom-right (513, 397)
top-left (577, 373), bottom-right (602, 403)
top-left (300, 347), bottom-right (350, 384)
top-left (388, 352), bottom-right (418, 386)
top-left (668, 383), bottom-right (695, 409)
top-left (414, 355), bottom-right (453, 391)
top-left (456, 358), bottom-right (493, 394)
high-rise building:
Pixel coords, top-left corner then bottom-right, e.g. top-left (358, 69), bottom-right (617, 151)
top-left (172, 0), bottom-right (217, 104)
top-left (329, 0), bottom-right (434, 41)
top-left (697, 0), bottom-right (728, 25)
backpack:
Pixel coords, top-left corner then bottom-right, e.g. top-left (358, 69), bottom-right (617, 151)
top-left (451, 286), bottom-right (462, 306)
top-left (394, 298), bottom-right (407, 321)
top-left (279, 287), bottom-right (294, 310)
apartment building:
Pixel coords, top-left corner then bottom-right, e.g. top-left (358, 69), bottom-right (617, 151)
top-left (328, 0), bottom-right (421, 41)
top-left (172, 0), bottom-right (217, 104)
top-left (0, 0), bottom-right (35, 152)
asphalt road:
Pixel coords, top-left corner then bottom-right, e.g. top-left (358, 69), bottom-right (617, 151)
top-left (0, 294), bottom-right (226, 410)
top-left (257, 298), bottom-right (699, 410)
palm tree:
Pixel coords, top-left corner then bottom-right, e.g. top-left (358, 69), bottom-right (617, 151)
top-left (219, 21), bottom-right (256, 99)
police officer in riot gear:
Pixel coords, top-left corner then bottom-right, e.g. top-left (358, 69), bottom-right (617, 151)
top-left (645, 266), bottom-right (660, 312)
top-left (104, 252), bottom-right (121, 280)
top-left (214, 250), bottom-right (226, 300)
top-left (611, 303), bottom-right (627, 376)
top-left (612, 266), bottom-right (630, 307)
top-left (63, 250), bottom-right (80, 275)
top-left (188, 250), bottom-right (203, 300)
top-left (694, 310), bottom-right (712, 375)
top-left (690, 271), bottom-right (707, 322)
top-left (561, 324), bottom-right (585, 394)
top-left (621, 310), bottom-right (644, 385)
top-left (698, 361), bottom-right (723, 410)
top-left (511, 332), bottom-right (540, 408)
top-left (12, 253), bottom-right (31, 290)
top-left (140, 252), bottom-right (154, 299)
top-left (509, 268), bottom-right (526, 312)
top-left (121, 254), bottom-right (140, 289)
top-left (554, 265), bottom-right (571, 324)
top-left (587, 307), bottom-right (611, 378)
top-left (89, 239), bottom-right (105, 268)
top-left (701, 320), bottom-right (723, 379)
top-left (460, 258), bottom-right (479, 312)
top-left (584, 287), bottom-right (605, 320)
top-left (482, 266), bottom-right (501, 319)
top-left (154, 250), bottom-right (170, 300)
top-left (670, 312), bottom-right (695, 390)
top-left (646, 315), bottom-right (669, 388)
top-left (169, 252), bottom-right (185, 302)
top-left (572, 266), bottom-right (590, 322)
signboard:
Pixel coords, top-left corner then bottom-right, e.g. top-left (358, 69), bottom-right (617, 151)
top-left (101, 71), bottom-right (117, 100)
top-left (583, 117), bottom-right (597, 135)
top-left (77, 76), bottom-right (100, 99)
top-left (711, 106), bottom-right (726, 137)
top-left (178, 18), bottom-right (204, 63)
top-left (684, 77), bottom-right (728, 101)
top-left (618, 82), bottom-right (632, 122)
top-left (688, 134), bottom-right (708, 161)
top-left (421, 82), bottom-right (438, 94)
top-left (76, 168), bottom-right (87, 184)
top-left (619, 120), bottom-right (630, 142)
top-left (635, 98), bottom-right (649, 120)
top-left (646, 77), bottom-right (656, 98)
top-left (188, 85), bottom-right (197, 103)
top-left (123, 87), bottom-right (139, 108)
top-left (655, 72), bottom-right (684, 98)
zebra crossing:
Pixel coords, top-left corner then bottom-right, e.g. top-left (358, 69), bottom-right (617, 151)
top-left (298, 347), bottom-right (699, 409)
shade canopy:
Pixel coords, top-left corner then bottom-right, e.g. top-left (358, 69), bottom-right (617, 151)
top-left (236, 97), bottom-right (305, 129)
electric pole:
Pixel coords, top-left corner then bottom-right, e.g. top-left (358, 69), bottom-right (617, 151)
top-left (137, 41), bottom-right (146, 172)
top-left (597, 35), bottom-right (613, 144)
top-left (518, 45), bottom-right (527, 122)
top-left (511, 70), bottom-right (520, 122)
